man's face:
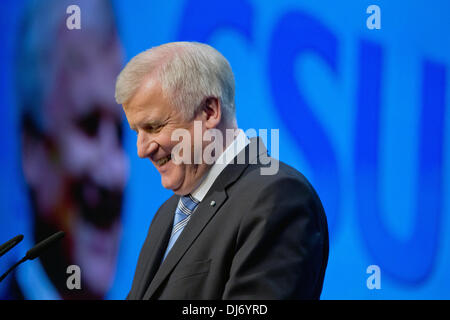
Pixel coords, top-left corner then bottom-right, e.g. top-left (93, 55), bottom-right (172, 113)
top-left (29, 29), bottom-right (128, 296)
top-left (46, 30), bottom-right (127, 225)
top-left (123, 78), bottom-right (210, 195)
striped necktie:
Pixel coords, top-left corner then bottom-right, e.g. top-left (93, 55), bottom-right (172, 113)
top-left (162, 194), bottom-right (200, 261)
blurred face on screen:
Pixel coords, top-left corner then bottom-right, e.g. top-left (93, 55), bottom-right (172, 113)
top-left (54, 30), bottom-right (127, 296)
top-left (21, 19), bottom-right (127, 298)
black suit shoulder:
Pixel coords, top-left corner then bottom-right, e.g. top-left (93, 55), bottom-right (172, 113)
top-left (229, 157), bottom-right (325, 223)
top-left (240, 158), bottom-right (318, 193)
top-left (221, 157), bottom-right (329, 299)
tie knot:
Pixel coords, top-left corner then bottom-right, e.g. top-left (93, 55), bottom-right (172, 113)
top-left (178, 194), bottom-right (199, 216)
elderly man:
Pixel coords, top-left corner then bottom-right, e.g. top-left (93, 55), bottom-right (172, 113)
top-left (116, 41), bottom-right (328, 299)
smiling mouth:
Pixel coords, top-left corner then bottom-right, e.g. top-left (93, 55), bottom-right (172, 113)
top-left (156, 155), bottom-right (171, 166)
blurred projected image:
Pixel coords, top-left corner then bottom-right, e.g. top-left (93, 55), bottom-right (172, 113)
top-left (7, 0), bottom-right (128, 299)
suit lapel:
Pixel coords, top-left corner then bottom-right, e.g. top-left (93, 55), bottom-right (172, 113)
top-left (135, 195), bottom-right (178, 299)
top-left (143, 186), bottom-right (228, 299)
top-left (142, 137), bottom-right (267, 299)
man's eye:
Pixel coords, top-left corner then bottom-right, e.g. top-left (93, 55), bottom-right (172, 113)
top-left (77, 112), bottom-right (100, 137)
top-left (145, 124), bottom-right (162, 133)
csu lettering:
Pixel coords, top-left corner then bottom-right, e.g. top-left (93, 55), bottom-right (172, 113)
top-left (178, 0), bottom-right (446, 285)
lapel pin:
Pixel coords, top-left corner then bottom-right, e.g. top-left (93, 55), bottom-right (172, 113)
top-left (210, 200), bottom-right (216, 207)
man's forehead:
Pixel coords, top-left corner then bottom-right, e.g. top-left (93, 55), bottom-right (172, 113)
top-left (123, 78), bottom-right (172, 125)
top-left (130, 76), bottom-right (163, 104)
top-left (124, 78), bottom-right (166, 113)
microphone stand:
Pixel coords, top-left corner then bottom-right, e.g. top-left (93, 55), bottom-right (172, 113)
top-left (0, 256), bottom-right (27, 283)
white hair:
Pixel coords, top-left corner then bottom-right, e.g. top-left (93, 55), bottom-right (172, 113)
top-left (115, 42), bottom-right (236, 125)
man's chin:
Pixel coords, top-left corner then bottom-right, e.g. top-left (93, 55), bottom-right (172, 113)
top-left (161, 176), bottom-right (183, 193)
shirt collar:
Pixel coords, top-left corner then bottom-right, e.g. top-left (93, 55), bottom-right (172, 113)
top-left (191, 129), bottom-right (250, 202)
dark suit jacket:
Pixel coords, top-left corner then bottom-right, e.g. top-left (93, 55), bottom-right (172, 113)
top-left (127, 137), bottom-right (329, 299)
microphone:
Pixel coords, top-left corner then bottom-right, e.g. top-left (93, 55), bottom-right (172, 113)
top-left (0, 234), bottom-right (24, 258)
top-left (0, 231), bottom-right (65, 283)
top-left (24, 231), bottom-right (65, 260)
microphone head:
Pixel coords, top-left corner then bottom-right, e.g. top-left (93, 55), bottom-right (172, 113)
top-left (0, 234), bottom-right (24, 258)
top-left (25, 231), bottom-right (65, 260)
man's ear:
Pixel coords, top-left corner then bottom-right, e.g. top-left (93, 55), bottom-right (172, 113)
top-left (202, 97), bottom-right (221, 129)
top-left (21, 131), bottom-right (55, 189)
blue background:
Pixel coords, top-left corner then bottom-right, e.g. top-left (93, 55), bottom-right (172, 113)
top-left (0, 0), bottom-right (449, 299)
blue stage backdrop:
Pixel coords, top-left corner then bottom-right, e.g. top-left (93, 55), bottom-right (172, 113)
top-left (0, 0), bottom-right (449, 299)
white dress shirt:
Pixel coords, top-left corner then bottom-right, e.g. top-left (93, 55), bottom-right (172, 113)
top-left (191, 129), bottom-right (250, 202)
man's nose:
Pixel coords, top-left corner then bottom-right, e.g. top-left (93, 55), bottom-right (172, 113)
top-left (137, 132), bottom-right (158, 158)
